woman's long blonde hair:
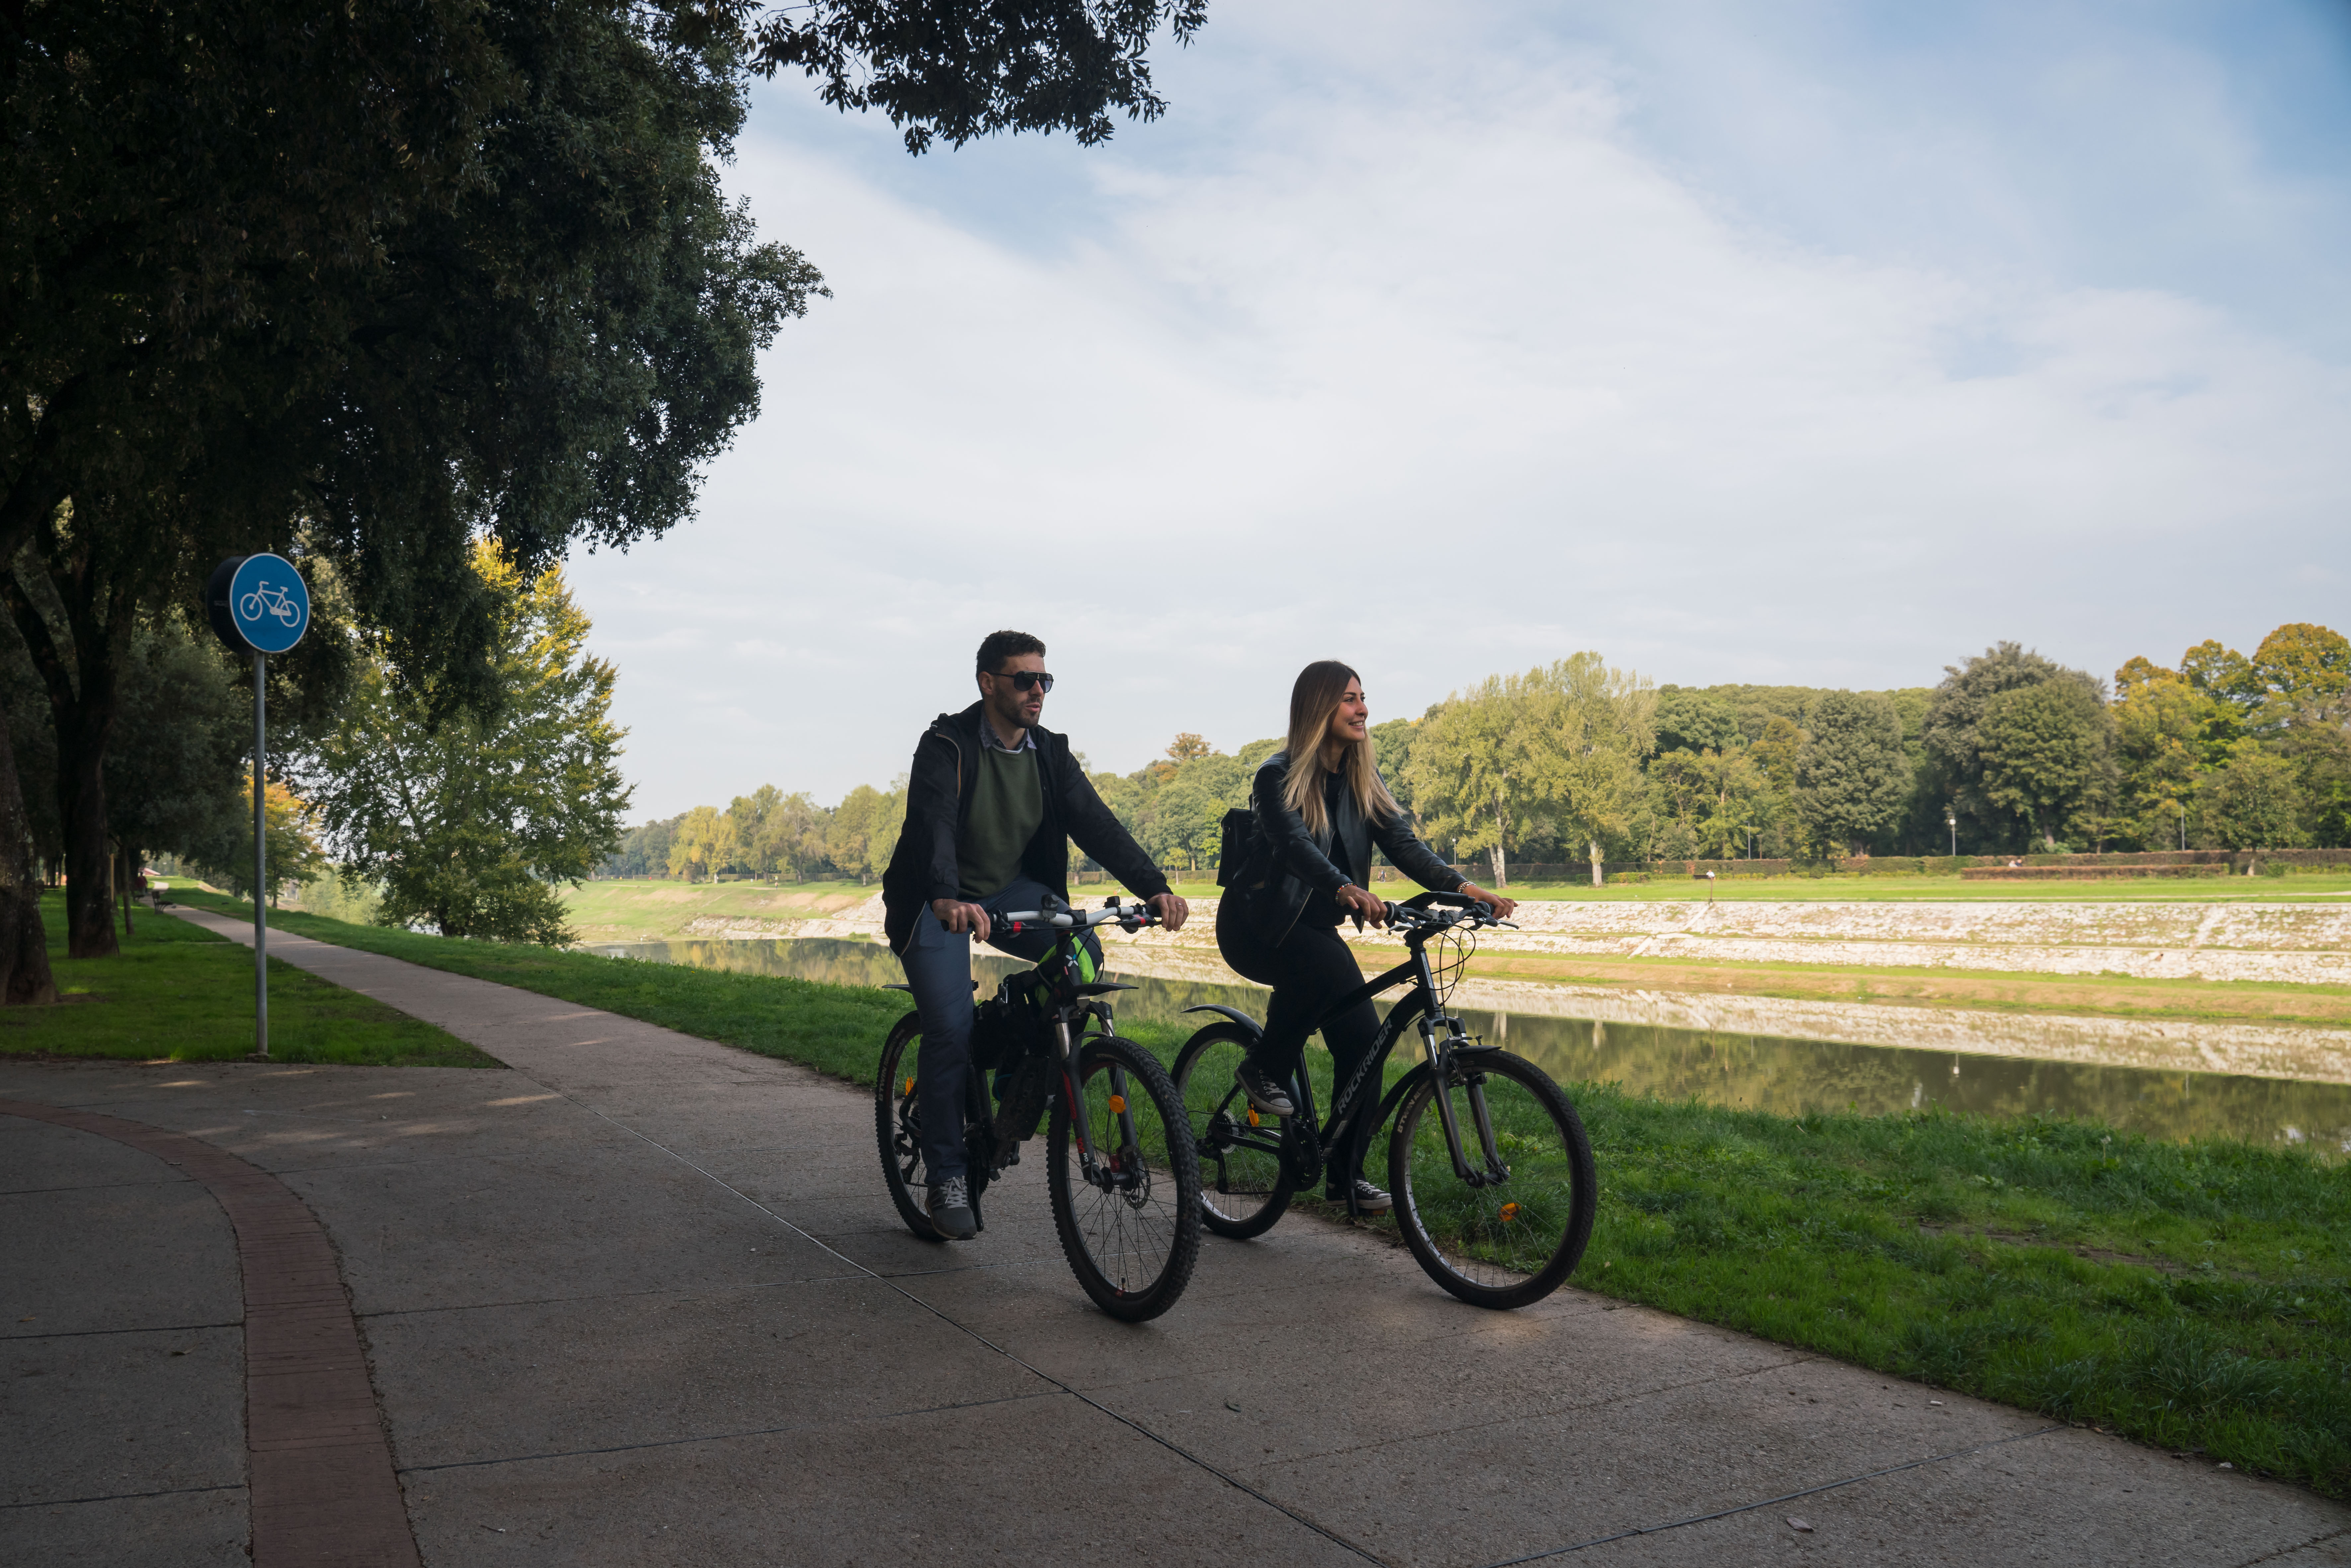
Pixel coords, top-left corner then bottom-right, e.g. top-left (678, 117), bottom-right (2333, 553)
top-left (1283, 660), bottom-right (1399, 839)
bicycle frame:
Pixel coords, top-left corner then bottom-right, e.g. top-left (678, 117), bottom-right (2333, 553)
top-left (1195, 906), bottom-right (1514, 1215)
top-left (989, 910), bottom-right (1150, 1194)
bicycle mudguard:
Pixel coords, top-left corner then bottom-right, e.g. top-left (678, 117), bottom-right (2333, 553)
top-left (1179, 1003), bottom-right (1263, 1037)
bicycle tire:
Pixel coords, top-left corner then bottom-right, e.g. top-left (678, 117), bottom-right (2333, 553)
top-left (1172, 1022), bottom-right (1296, 1240)
top-left (874, 1013), bottom-right (941, 1241)
top-left (1047, 1036), bottom-right (1203, 1321)
top-left (1388, 1050), bottom-right (1595, 1309)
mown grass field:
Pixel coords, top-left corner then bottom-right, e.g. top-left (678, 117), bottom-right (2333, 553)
top-left (1135, 873), bottom-right (2351, 904)
top-left (558, 878), bottom-right (875, 943)
top-left (174, 887), bottom-right (2351, 1498)
top-left (1, 894), bottom-right (491, 1067)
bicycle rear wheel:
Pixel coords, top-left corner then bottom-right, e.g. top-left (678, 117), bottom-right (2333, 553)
top-left (1047, 1035), bottom-right (1203, 1321)
top-left (1388, 1050), bottom-right (1595, 1309)
top-left (874, 1013), bottom-right (940, 1241)
top-left (1172, 1023), bottom-right (1296, 1239)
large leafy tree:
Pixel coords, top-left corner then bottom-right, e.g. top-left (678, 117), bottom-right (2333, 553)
top-left (2201, 750), bottom-right (2304, 852)
top-left (1974, 679), bottom-right (2114, 851)
top-left (308, 545), bottom-right (629, 944)
top-left (1795, 690), bottom-right (1910, 858)
top-left (1921, 643), bottom-right (2104, 851)
top-left (5, 1), bottom-right (1208, 996)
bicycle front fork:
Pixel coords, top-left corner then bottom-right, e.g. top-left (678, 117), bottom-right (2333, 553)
top-left (1420, 1017), bottom-right (1510, 1187)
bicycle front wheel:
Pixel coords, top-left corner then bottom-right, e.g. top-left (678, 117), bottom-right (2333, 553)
top-left (875, 1013), bottom-right (939, 1241)
top-left (1388, 1050), bottom-right (1595, 1309)
top-left (1047, 1036), bottom-right (1203, 1322)
top-left (1172, 1022), bottom-right (1295, 1239)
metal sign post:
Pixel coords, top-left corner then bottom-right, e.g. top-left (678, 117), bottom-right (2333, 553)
top-left (207, 554), bottom-right (312, 1059)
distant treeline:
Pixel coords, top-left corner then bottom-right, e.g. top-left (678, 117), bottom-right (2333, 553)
top-left (602, 624), bottom-right (2351, 887)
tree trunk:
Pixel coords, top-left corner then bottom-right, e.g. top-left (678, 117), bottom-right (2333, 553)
top-left (1588, 838), bottom-right (1603, 888)
top-left (1488, 842), bottom-right (1507, 889)
top-left (119, 843), bottom-right (135, 937)
top-left (0, 706), bottom-right (58, 1004)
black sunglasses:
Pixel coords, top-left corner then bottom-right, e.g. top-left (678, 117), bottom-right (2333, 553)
top-left (990, 669), bottom-right (1054, 693)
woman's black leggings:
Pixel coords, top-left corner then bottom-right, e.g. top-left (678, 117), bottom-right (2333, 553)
top-left (1216, 904), bottom-right (1381, 1180)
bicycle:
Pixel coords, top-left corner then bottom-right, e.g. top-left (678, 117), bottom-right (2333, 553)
top-left (238, 581), bottom-right (302, 626)
top-left (876, 896), bottom-right (1203, 1322)
top-left (1173, 891), bottom-right (1596, 1309)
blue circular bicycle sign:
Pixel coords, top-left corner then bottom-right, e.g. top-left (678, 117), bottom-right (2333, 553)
top-left (206, 553), bottom-right (310, 655)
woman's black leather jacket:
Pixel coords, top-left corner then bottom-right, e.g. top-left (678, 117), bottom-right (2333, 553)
top-left (1228, 751), bottom-right (1463, 946)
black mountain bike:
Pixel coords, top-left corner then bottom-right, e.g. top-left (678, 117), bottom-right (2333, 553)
top-left (1173, 892), bottom-right (1596, 1309)
top-left (877, 897), bottom-right (1203, 1322)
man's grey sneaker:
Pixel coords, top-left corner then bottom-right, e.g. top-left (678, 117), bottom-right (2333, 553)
top-left (1328, 1177), bottom-right (1393, 1214)
top-left (1234, 1060), bottom-right (1294, 1119)
top-left (926, 1176), bottom-right (977, 1240)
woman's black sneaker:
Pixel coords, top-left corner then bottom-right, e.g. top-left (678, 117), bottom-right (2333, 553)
top-left (1233, 1061), bottom-right (1294, 1118)
top-left (1327, 1178), bottom-right (1392, 1214)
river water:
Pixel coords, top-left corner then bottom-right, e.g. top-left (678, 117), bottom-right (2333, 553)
top-left (585, 936), bottom-right (2351, 1156)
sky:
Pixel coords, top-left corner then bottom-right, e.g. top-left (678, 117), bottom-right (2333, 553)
top-left (567, 0), bottom-right (2351, 820)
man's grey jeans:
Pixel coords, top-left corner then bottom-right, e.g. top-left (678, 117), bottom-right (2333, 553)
top-left (899, 877), bottom-right (1102, 1184)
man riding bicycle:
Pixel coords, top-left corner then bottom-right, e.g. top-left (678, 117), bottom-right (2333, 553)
top-left (881, 630), bottom-right (1188, 1240)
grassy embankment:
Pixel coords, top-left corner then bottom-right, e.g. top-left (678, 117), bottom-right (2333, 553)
top-left (561, 874), bottom-right (2351, 928)
top-left (556, 878), bottom-right (2351, 1033)
top-left (0, 893), bottom-right (490, 1067)
top-left (174, 887), bottom-right (2351, 1497)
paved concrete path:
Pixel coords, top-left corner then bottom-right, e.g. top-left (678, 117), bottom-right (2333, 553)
top-left (4, 908), bottom-right (2348, 1566)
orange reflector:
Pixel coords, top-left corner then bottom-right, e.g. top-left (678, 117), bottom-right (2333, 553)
top-left (903, 1076), bottom-right (914, 1097)
top-left (1107, 1094), bottom-right (1127, 1114)
top-left (1499, 1202), bottom-right (1521, 1222)
top-left (1246, 1108), bottom-right (1260, 1127)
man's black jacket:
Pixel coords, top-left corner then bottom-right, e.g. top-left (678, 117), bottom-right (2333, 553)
top-left (879, 701), bottom-right (1170, 953)
top-left (1226, 750), bottom-right (1462, 947)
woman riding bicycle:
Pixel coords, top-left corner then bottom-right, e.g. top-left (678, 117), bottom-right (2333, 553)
top-left (1217, 660), bottom-right (1514, 1213)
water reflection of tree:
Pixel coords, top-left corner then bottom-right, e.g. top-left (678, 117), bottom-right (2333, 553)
top-left (605, 938), bottom-right (2351, 1153)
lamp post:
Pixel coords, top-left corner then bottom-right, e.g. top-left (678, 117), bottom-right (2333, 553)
top-left (1945, 806), bottom-right (1956, 858)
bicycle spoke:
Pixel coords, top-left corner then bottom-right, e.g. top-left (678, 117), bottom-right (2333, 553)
top-left (1391, 1052), bottom-right (1594, 1309)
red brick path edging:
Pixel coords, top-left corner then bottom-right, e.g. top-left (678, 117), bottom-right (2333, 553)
top-left (0, 1097), bottom-right (421, 1568)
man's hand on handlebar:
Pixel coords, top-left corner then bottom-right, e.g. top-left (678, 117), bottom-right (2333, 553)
top-left (931, 898), bottom-right (992, 942)
top-left (1336, 884), bottom-right (1388, 928)
top-left (1458, 881), bottom-right (1518, 919)
top-left (1148, 892), bottom-right (1189, 932)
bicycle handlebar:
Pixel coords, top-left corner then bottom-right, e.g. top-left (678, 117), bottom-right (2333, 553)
top-left (998, 897), bottom-right (1166, 935)
top-left (1383, 898), bottom-right (1515, 933)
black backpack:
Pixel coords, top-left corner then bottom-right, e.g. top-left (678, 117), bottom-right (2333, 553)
top-left (1214, 806), bottom-right (1257, 888)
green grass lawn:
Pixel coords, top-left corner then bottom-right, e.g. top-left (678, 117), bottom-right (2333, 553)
top-left (173, 888), bottom-right (2351, 1498)
top-left (1, 894), bottom-right (492, 1067)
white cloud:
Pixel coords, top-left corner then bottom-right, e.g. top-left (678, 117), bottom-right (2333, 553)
top-left (571, 8), bottom-right (2351, 817)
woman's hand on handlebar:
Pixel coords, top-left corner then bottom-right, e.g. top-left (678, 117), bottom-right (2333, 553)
top-left (1458, 881), bottom-right (1517, 919)
top-left (1336, 884), bottom-right (1388, 927)
top-left (931, 898), bottom-right (992, 942)
top-left (1148, 892), bottom-right (1189, 932)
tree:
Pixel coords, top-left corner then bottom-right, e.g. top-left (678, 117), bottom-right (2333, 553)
top-left (668, 806), bottom-right (735, 883)
top-left (1649, 746), bottom-right (1769, 861)
top-left (748, 0), bottom-right (1209, 153)
top-left (755, 792), bottom-right (832, 881)
top-left (1138, 777), bottom-right (1219, 870)
top-left (107, 619), bottom-right (248, 891)
top-left (307, 545), bottom-right (629, 944)
top-left (2250, 623), bottom-right (2351, 735)
top-left (2201, 750), bottom-right (2304, 851)
top-left (2, 0), bottom-right (829, 994)
top-left (1551, 654), bottom-right (1657, 884)
top-left (1922, 643), bottom-right (2103, 850)
top-left (1405, 669), bottom-right (1555, 888)
top-left (1165, 732), bottom-right (1212, 763)
top-left (194, 774), bottom-right (329, 906)
top-left (2111, 658), bottom-right (2209, 850)
top-left (1975, 680), bottom-right (2113, 851)
top-left (1653, 689), bottom-right (1743, 756)
top-left (1795, 691), bottom-right (1910, 857)
top-left (828, 781), bottom-right (907, 882)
